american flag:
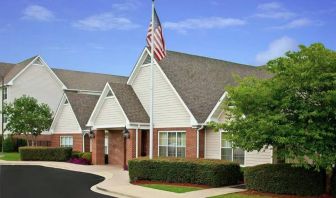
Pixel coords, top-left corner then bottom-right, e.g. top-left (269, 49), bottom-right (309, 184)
top-left (146, 8), bottom-right (166, 61)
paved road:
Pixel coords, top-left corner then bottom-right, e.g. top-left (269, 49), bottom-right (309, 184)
top-left (0, 165), bottom-right (115, 198)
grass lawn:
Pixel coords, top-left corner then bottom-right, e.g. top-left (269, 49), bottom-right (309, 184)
top-left (210, 193), bottom-right (269, 198)
top-left (0, 152), bottom-right (21, 161)
top-left (141, 184), bottom-right (203, 193)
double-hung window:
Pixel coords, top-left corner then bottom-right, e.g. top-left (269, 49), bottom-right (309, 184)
top-left (60, 136), bottom-right (73, 148)
top-left (159, 131), bottom-right (186, 157)
top-left (3, 87), bottom-right (7, 100)
top-left (221, 132), bottom-right (245, 165)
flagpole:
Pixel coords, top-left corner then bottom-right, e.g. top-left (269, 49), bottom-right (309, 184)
top-left (149, 0), bottom-right (155, 159)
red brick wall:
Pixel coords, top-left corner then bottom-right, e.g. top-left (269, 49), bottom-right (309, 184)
top-left (108, 130), bottom-right (124, 166)
top-left (153, 127), bottom-right (198, 159)
top-left (50, 133), bottom-right (83, 152)
top-left (92, 130), bottom-right (105, 165)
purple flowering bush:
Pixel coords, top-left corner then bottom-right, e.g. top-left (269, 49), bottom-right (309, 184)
top-left (68, 152), bottom-right (92, 165)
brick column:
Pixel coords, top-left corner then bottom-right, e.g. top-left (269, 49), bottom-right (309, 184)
top-left (186, 128), bottom-right (197, 159)
top-left (126, 129), bottom-right (137, 163)
top-left (92, 130), bottom-right (105, 165)
top-left (199, 129), bottom-right (205, 158)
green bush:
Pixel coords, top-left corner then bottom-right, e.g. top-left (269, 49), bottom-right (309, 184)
top-left (14, 138), bottom-right (27, 151)
top-left (128, 158), bottom-right (241, 187)
top-left (71, 151), bottom-right (92, 162)
top-left (245, 164), bottom-right (326, 196)
top-left (3, 137), bottom-right (15, 152)
top-left (332, 168), bottom-right (336, 198)
top-left (19, 147), bottom-right (72, 161)
top-left (81, 152), bottom-right (92, 162)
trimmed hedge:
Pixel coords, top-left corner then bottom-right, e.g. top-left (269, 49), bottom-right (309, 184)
top-left (245, 164), bottom-right (326, 196)
top-left (332, 168), bottom-right (336, 198)
top-left (128, 158), bottom-right (241, 187)
top-left (19, 147), bottom-right (72, 161)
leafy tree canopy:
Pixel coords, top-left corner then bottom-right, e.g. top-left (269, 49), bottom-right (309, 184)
top-left (210, 43), bottom-right (336, 169)
top-left (3, 95), bottom-right (53, 146)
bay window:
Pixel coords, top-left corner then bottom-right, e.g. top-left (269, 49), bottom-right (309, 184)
top-left (159, 131), bottom-right (186, 157)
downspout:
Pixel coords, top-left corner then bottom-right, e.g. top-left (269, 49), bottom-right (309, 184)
top-left (196, 125), bottom-right (205, 159)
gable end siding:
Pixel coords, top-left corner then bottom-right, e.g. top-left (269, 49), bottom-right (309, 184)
top-left (9, 64), bottom-right (64, 112)
top-left (54, 105), bottom-right (81, 133)
top-left (95, 98), bottom-right (126, 127)
top-left (132, 64), bottom-right (190, 127)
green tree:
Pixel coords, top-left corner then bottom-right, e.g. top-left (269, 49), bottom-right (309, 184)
top-left (210, 43), bottom-right (336, 169)
top-left (3, 95), bottom-right (53, 146)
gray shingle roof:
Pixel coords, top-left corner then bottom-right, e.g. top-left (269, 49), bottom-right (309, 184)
top-left (4, 56), bottom-right (37, 83)
top-left (159, 50), bottom-right (271, 123)
top-left (109, 82), bottom-right (149, 123)
top-left (0, 62), bottom-right (15, 79)
top-left (65, 91), bottom-right (100, 130)
top-left (52, 68), bottom-right (128, 91)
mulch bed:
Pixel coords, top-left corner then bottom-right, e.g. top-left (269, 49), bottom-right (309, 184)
top-left (241, 190), bottom-right (332, 198)
top-left (131, 180), bottom-right (209, 188)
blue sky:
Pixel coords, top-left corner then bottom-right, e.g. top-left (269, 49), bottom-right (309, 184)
top-left (0, 0), bottom-right (335, 76)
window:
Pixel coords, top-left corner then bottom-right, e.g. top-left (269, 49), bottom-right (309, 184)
top-left (159, 131), bottom-right (186, 157)
top-left (3, 87), bottom-right (7, 100)
top-left (221, 132), bottom-right (245, 165)
top-left (60, 136), bottom-right (73, 147)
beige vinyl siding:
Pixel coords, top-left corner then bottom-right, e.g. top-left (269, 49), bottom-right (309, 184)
top-left (54, 105), bottom-right (81, 133)
top-left (245, 149), bottom-right (273, 166)
top-left (9, 63), bottom-right (64, 113)
top-left (205, 129), bottom-right (221, 159)
top-left (95, 97), bottom-right (126, 127)
top-left (132, 64), bottom-right (191, 127)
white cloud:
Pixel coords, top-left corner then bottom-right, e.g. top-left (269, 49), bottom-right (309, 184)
top-left (257, 2), bottom-right (282, 11)
top-left (271, 18), bottom-right (320, 29)
top-left (164, 17), bottom-right (246, 33)
top-left (73, 12), bottom-right (139, 31)
top-left (22, 5), bottom-right (55, 22)
top-left (255, 2), bottom-right (295, 19)
top-left (112, 0), bottom-right (140, 11)
top-left (256, 36), bottom-right (297, 65)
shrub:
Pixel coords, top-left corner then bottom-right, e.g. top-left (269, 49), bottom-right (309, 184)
top-left (81, 152), bottom-right (92, 162)
top-left (128, 158), bottom-right (241, 187)
top-left (245, 164), bottom-right (326, 196)
top-left (69, 151), bottom-right (92, 165)
top-left (19, 147), bottom-right (72, 161)
top-left (3, 137), bottom-right (15, 152)
top-left (332, 168), bottom-right (336, 198)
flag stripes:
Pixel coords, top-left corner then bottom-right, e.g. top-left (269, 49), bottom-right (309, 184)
top-left (146, 9), bottom-right (166, 61)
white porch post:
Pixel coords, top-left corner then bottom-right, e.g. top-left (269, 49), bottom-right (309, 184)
top-left (136, 128), bottom-right (139, 158)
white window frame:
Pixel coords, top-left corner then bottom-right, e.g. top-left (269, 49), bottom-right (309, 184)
top-left (60, 136), bottom-right (73, 148)
top-left (220, 132), bottom-right (245, 166)
top-left (3, 87), bottom-right (7, 100)
top-left (158, 131), bottom-right (186, 158)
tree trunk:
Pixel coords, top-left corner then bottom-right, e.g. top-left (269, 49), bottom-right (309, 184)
top-left (25, 134), bottom-right (30, 147)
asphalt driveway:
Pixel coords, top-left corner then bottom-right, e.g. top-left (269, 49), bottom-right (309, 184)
top-left (0, 165), bottom-right (115, 198)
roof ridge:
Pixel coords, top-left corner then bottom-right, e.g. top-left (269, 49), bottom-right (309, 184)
top-left (166, 49), bottom-right (257, 68)
top-left (51, 67), bottom-right (128, 78)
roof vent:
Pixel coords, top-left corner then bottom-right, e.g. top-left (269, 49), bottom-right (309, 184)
top-left (33, 58), bottom-right (43, 65)
top-left (143, 54), bottom-right (152, 65)
top-left (106, 90), bottom-right (113, 97)
top-left (64, 99), bottom-right (69, 104)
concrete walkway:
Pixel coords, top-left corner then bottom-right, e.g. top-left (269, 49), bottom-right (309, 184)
top-left (0, 160), bottom-right (245, 198)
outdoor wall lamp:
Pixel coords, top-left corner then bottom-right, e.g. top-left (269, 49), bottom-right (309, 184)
top-left (122, 126), bottom-right (130, 139)
top-left (89, 127), bottom-right (95, 139)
